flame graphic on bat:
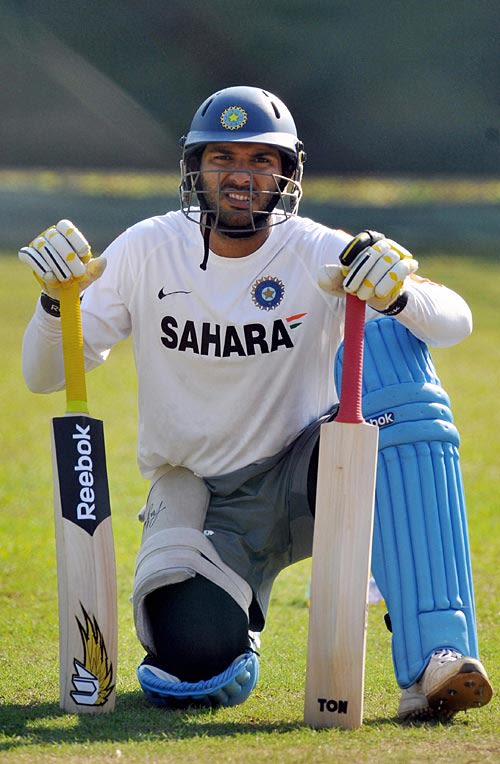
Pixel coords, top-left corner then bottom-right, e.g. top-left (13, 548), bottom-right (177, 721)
top-left (70, 605), bottom-right (115, 706)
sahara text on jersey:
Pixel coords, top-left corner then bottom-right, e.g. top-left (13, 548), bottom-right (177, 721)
top-left (159, 313), bottom-right (307, 357)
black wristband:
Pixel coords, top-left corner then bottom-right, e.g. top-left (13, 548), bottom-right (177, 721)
top-left (376, 291), bottom-right (409, 316)
top-left (40, 292), bottom-right (61, 317)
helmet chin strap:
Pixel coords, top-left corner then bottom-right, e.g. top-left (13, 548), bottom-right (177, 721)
top-left (200, 225), bottom-right (211, 271)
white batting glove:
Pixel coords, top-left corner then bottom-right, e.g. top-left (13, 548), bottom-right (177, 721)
top-left (318, 233), bottom-right (418, 311)
top-left (18, 219), bottom-right (106, 299)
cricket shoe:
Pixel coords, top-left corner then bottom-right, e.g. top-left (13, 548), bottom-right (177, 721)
top-left (398, 649), bottom-right (493, 722)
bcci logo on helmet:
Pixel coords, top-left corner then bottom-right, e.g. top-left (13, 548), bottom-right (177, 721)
top-left (220, 106), bottom-right (248, 131)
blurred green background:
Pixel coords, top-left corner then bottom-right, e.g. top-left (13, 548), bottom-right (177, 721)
top-left (1, 0), bottom-right (499, 252)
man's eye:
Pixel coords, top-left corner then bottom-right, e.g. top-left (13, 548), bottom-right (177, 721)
top-left (254, 156), bottom-right (280, 168)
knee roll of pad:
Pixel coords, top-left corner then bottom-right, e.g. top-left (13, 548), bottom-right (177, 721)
top-left (137, 650), bottom-right (259, 708)
top-left (335, 317), bottom-right (478, 687)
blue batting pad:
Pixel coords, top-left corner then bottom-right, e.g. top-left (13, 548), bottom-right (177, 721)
top-left (335, 317), bottom-right (478, 687)
top-left (137, 650), bottom-right (259, 708)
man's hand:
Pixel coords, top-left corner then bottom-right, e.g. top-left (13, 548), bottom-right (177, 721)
top-left (19, 219), bottom-right (106, 299)
top-left (318, 234), bottom-right (418, 311)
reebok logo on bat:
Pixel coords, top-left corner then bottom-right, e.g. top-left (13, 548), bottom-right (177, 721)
top-left (317, 698), bottom-right (349, 714)
top-left (54, 415), bottom-right (111, 534)
top-left (72, 424), bottom-right (96, 521)
top-left (368, 411), bottom-right (394, 428)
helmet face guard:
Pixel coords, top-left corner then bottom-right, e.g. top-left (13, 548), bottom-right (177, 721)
top-left (179, 86), bottom-right (305, 234)
top-left (180, 166), bottom-right (303, 234)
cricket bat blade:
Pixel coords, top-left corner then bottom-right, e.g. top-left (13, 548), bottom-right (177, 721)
top-left (52, 412), bottom-right (117, 713)
top-left (304, 418), bottom-right (377, 728)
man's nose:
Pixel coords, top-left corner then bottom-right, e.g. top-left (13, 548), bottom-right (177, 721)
top-left (225, 168), bottom-right (252, 186)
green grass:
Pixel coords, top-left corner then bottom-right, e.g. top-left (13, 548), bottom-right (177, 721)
top-left (0, 253), bottom-right (498, 763)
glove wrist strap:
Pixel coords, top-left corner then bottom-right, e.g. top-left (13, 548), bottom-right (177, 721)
top-left (376, 291), bottom-right (408, 316)
top-left (40, 292), bottom-right (61, 317)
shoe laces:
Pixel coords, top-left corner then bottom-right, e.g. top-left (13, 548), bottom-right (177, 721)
top-left (432, 648), bottom-right (462, 663)
top-left (249, 631), bottom-right (261, 652)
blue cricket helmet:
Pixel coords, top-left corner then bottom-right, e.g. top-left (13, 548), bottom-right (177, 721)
top-left (179, 86), bottom-right (306, 268)
top-left (181, 86), bottom-right (304, 169)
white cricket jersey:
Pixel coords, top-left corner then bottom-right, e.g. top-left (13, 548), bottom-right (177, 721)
top-left (22, 211), bottom-right (472, 478)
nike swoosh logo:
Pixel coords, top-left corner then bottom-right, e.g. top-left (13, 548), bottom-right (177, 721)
top-left (158, 288), bottom-right (192, 300)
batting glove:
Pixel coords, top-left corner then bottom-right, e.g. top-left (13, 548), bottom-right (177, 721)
top-left (318, 231), bottom-right (418, 312)
top-left (18, 219), bottom-right (106, 299)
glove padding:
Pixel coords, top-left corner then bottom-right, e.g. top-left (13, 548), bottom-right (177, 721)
top-left (318, 236), bottom-right (418, 311)
top-left (18, 219), bottom-right (106, 299)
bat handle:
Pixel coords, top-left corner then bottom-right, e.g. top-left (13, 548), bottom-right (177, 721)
top-left (335, 294), bottom-right (366, 425)
top-left (59, 280), bottom-right (89, 414)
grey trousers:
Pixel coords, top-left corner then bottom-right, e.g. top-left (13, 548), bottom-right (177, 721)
top-left (203, 408), bottom-right (336, 630)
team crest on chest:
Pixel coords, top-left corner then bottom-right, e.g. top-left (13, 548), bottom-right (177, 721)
top-left (251, 276), bottom-right (285, 311)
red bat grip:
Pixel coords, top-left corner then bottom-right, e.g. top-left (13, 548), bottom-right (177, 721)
top-left (334, 230), bottom-right (384, 425)
top-left (335, 294), bottom-right (366, 424)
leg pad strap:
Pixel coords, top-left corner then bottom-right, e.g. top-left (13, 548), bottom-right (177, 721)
top-left (134, 528), bottom-right (253, 654)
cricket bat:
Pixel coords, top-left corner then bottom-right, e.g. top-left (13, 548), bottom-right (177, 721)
top-left (51, 279), bottom-right (117, 713)
top-left (304, 232), bottom-right (381, 729)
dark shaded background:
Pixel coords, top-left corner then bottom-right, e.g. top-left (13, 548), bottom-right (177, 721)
top-left (1, 0), bottom-right (498, 253)
top-left (2, 0), bottom-right (499, 174)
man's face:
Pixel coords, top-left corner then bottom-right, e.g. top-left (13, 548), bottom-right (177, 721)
top-left (199, 142), bottom-right (283, 232)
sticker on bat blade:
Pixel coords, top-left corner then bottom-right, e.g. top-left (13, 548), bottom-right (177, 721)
top-left (317, 698), bottom-right (349, 714)
top-left (53, 415), bottom-right (111, 535)
top-left (70, 605), bottom-right (114, 706)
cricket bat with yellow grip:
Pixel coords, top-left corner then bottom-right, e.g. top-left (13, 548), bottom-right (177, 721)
top-left (304, 231), bottom-right (382, 729)
top-left (51, 279), bottom-right (117, 713)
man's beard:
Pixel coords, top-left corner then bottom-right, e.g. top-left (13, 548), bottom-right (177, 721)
top-left (216, 208), bottom-right (274, 238)
top-left (199, 178), bottom-right (279, 235)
